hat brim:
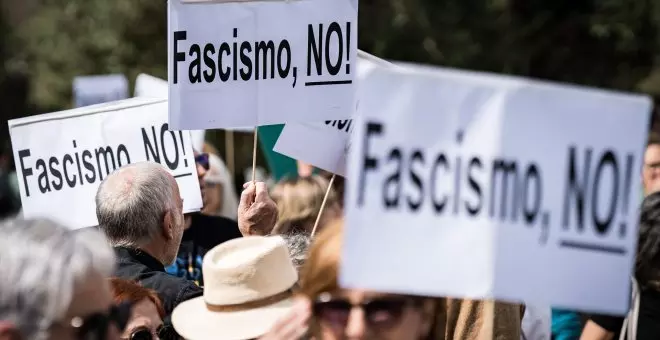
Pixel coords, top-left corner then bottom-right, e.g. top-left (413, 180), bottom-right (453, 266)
top-left (171, 296), bottom-right (295, 340)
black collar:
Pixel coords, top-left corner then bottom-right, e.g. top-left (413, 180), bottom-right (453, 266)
top-left (114, 247), bottom-right (165, 272)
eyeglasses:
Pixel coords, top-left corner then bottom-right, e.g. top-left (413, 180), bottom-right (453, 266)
top-left (127, 324), bottom-right (178, 340)
top-left (312, 293), bottom-right (422, 332)
top-left (70, 302), bottom-right (131, 340)
top-left (195, 153), bottom-right (210, 171)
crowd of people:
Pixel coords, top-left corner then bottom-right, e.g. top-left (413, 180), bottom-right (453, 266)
top-left (1, 132), bottom-right (660, 340)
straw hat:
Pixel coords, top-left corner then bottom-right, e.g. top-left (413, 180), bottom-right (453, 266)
top-left (171, 236), bottom-right (298, 340)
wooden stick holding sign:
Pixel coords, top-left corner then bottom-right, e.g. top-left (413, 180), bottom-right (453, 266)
top-left (311, 174), bottom-right (336, 238)
top-left (251, 128), bottom-right (258, 183)
top-left (225, 130), bottom-right (235, 177)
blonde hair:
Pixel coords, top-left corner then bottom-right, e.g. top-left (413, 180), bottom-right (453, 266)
top-left (270, 175), bottom-right (338, 235)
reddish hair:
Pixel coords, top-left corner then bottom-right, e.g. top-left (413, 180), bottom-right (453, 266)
top-left (109, 278), bottom-right (166, 318)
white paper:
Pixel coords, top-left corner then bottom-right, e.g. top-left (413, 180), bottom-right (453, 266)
top-left (275, 120), bottom-right (353, 176)
top-left (9, 98), bottom-right (203, 229)
top-left (341, 64), bottom-right (652, 315)
top-left (134, 73), bottom-right (251, 145)
top-left (167, 0), bottom-right (358, 129)
top-left (135, 73), bottom-right (169, 98)
top-left (273, 51), bottom-right (389, 175)
top-left (73, 74), bottom-right (128, 108)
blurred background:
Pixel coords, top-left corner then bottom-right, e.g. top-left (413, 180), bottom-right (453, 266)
top-left (3, 0), bottom-right (660, 215)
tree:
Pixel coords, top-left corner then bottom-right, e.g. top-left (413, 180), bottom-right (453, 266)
top-left (11, 0), bottom-right (168, 111)
top-left (10, 0), bottom-right (660, 111)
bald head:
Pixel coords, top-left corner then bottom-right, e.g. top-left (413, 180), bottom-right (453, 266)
top-left (95, 162), bottom-right (180, 247)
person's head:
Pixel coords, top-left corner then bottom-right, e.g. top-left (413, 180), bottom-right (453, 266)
top-left (0, 218), bottom-right (123, 340)
top-left (96, 162), bottom-right (184, 265)
top-left (108, 278), bottom-right (174, 340)
top-left (282, 232), bottom-right (311, 275)
top-left (202, 153), bottom-right (229, 217)
top-left (643, 132), bottom-right (660, 195)
top-left (270, 175), bottom-right (341, 235)
top-left (300, 220), bottom-right (435, 340)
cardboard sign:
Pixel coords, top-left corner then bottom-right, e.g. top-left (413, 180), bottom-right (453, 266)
top-left (8, 98), bottom-right (203, 229)
top-left (273, 51), bottom-right (389, 176)
top-left (73, 74), bottom-right (129, 107)
top-left (167, 0), bottom-right (358, 129)
top-left (341, 64), bottom-right (652, 315)
top-left (135, 73), bottom-right (169, 98)
top-left (134, 74), bottom-right (206, 150)
top-left (135, 73), bottom-right (253, 134)
top-left (275, 120), bottom-right (354, 176)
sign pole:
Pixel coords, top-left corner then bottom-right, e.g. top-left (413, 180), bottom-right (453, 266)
top-left (251, 127), bottom-right (258, 183)
top-left (311, 173), bottom-right (336, 237)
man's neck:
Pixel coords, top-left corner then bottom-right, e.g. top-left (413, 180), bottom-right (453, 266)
top-left (138, 243), bottom-right (166, 265)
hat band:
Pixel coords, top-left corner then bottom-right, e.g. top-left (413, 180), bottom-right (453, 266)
top-left (205, 288), bottom-right (294, 312)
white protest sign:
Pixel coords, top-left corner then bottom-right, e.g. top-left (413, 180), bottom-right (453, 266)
top-left (134, 73), bottom-right (205, 150)
top-left (167, 0), bottom-right (358, 129)
top-left (9, 98), bottom-right (203, 229)
top-left (135, 73), bottom-right (169, 98)
top-left (341, 64), bottom-right (652, 315)
top-left (73, 74), bottom-right (129, 107)
top-left (275, 120), bottom-right (354, 176)
top-left (273, 51), bottom-right (390, 176)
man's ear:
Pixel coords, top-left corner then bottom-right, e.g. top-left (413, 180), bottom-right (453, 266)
top-left (162, 209), bottom-right (174, 241)
top-left (0, 321), bottom-right (21, 340)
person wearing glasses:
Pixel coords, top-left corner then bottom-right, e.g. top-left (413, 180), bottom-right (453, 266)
top-left (643, 132), bottom-right (660, 196)
top-left (299, 220), bottom-right (436, 340)
top-left (109, 278), bottom-right (177, 340)
top-left (0, 218), bottom-right (126, 340)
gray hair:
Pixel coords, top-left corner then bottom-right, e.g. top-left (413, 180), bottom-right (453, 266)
top-left (282, 232), bottom-right (311, 271)
top-left (96, 162), bottom-right (176, 247)
top-left (0, 218), bottom-right (115, 340)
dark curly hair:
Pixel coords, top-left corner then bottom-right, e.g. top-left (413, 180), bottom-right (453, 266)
top-left (635, 192), bottom-right (660, 289)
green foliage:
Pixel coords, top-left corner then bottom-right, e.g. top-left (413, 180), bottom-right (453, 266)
top-left (359, 0), bottom-right (660, 92)
top-left (12, 0), bottom-right (167, 111)
top-left (9, 0), bottom-right (660, 112)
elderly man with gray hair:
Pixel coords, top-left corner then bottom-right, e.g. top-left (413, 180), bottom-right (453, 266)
top-left (95, 161), bottom-right (193, 315)
top-left (0, 218), bottom-right (122, 340)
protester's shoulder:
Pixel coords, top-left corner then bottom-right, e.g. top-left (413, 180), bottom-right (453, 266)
top-left (193, 213), bottom-right (239, 229)
top-left (589, 313), bottom-right (623, 332)
top-left (186, 213), bottom-right (242, 246)
top-left (138, 271), bottom-right (201, 304)
top-left (176, 281), bottom-right (204, 305)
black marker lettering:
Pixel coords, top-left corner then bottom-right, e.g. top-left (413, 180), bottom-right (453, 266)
top-left (49, 157), bottom-right (63, 190)
top-left (357, 122), bottom-right (382, 207)
top-left (18, 149), bottom-right (33, 197)
top-left (173, 31), bottom-right (187, 84)
top-left (203, 44), bottom-right (216, 82)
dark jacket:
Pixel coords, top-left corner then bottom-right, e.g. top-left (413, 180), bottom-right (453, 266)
top-left (114, 247), bottom-right (202, 315)
top-left (165, 213), bottom-right (243, 286)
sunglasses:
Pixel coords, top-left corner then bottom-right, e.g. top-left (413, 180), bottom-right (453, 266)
top-left (312, 293), bottom-right (422, 332)
top-left (70, 302), bottom-right (131, 340)
top-left (195, 153), bottom-right (210, 171)
top-left (128, 324), bottom-right (178, 340)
